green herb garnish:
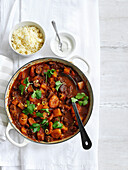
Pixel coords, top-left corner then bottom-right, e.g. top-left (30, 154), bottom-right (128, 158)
top-left (55, 81), bottom-right (63, 91)
top-left (41, 119), bottom-right (49, 129)
top-left (23, 77), bottom-right (33, 91)
top-left (75, 92), bottom-right (86, 99)
top-left (36, 112), bottom-right (44, 117)
top-left (41, 108), bottom-right (50, 113)
top-left (31, 90), bottom-right (42, 99)
top-left (71, 93), bottom-right (88, 106)
top-left (23, 100), bottom-right (35, 115)
top-left (44, 69), bottom-right (55, 82)
top-left (30, 123), bottom-right (40, 133)
top-left (19, 84), bottom-right (24, 95)
top-left (52, 121), bottom-right (63, 129)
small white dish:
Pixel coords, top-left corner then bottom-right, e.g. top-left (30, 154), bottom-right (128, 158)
top-left (50, 32), bottom-right (76, 58)
top-left (9, 21), bottom-right (46, 57)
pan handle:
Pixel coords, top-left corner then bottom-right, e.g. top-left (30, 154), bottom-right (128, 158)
top-left (6, 123), bottom-right (30, 147)
top-left (68, 55), bottom-right (90, 76)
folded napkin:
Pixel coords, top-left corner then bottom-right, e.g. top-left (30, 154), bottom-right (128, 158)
top-left (0, 55), bottom-right (13, 142)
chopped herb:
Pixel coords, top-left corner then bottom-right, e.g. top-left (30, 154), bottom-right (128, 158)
top-left (71, 97), bottom-right (78, 103)
top-left (41, 108), bottom-right (50, 113)
top-left (55, 81), bottom-right (63, 91)
top-left (31, 90), bottom-right (42, 99)
top-left (71, 93), bottom-right (89, 106)
top-left (75, 92), bottom-right (86, 99)
top-left (23, 77), bottom-right (33, 91)
top-left (44, 69), bottom-right (55, 82)
top-left (41, 119), bottom-right (49, 129)
top-left (36, 112), bottom-right (44, 117)
top-left (23, 101), bottom-right (35, 115)
top-left (30, 123), bottom-right (40, 133)
top-left (19, 84), bottom-right (24, 95)
top-left (52, 121), bottom-right (63, 129)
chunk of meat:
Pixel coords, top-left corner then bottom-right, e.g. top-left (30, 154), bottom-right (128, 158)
top-left (36, 65), bottom-right (42, 74)
top-left (59, 84), bottom-right (67, 94)
top-left (19, 113), bottom-right (28, 125)
top-left (37, 128), bottom-right (44, 141)
top-left (45, 136), bottom-right (53, 142)
top-left (53, 108), bottom-right (62, 117)
top-left (51, 129), bottom-right (62, 139)
top-left (49, 95), bottom-right (59, 108)
top-left (28, 117), bottom-right (36, 125)
top-left (18, 71), bottom-right (27, 80)
top-left (77, 81), bottom-right (84, 90)
top-left (30, 66), bottom-right (35, 77)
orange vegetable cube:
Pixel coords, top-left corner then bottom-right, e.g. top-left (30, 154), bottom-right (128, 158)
top-left (18, 102), bottom-right (24, 110)
top-left (12, 98), bottom-right (18, 105)
top-left (52, 71), bottom-right (58, 78)
top-left (53, 108), bottom-right (62, 117)
top-left (51, 129), bottom-right (61, 139)
top-left (77, 81), bottom-right (84, 90)
top-left (64, 67), bottom-right (70, 74)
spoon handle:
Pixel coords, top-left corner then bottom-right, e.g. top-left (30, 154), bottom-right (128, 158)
top-left (51, 21), bottom-right (61, 43)
top-left (72, 102), bottom-right (92, 150)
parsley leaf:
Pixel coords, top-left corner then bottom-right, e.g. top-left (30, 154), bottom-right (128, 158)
top-left (19, 84), bottom-right (24, 95)
top-left (41, 119), bottom-right (49, 129)
top-left (75, 93), bottom-right (85, 99)
top-left (41, 108), bottom-right (50, 113)
top-left (71, 97), bottom-right (78, 103)
top-left (55, 81), bottom-right (63, 91)
top-left (44, 69), bottom-right (56, 82)
top-left (52, 121), bottom-right (63, 129)
top-left (36, 112), bottom-right (44, 117)
top-left (23, 101), bottom-right (35, 115)
top-left (31, 90), bottom-right (42, 99)
top-left (30, 123), bottom-right (40, 133)
top-left (71, 93), bottom-right (89, 106)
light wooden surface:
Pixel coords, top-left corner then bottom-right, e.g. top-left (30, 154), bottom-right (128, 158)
top-left (99, 0), bottom-right (128, 169)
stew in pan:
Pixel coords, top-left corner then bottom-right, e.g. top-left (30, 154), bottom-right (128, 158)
top-left (8, 61), bottom-right (90, 142)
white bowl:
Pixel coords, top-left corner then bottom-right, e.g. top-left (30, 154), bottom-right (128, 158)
top-left (50, 32), bottom-right (76, 58)
top-left (9, 21), bottom-right (46, 57)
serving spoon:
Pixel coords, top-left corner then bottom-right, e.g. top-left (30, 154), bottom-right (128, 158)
top-left (60, 73), bottom-right (92, 150)
top-left (51, 21), bottom-right (63, 52)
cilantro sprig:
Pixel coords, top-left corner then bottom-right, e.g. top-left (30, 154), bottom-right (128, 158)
top-left (19, 84), bottom-right (24, 95)
top-left (19, 77), bottom-right (33, 95)
top-left (55, 81), bottom-right (63, 91)
top-left (52, 121), bottom-right (63, 129)
top-left (41, 108), bottom-right (50, 113)
top-left (71, 93), bottom-right (89, 106)
top-left (41, 119), bottom-right (49, 129)
top-left (23, 100), bottom-right (35, 115)
top-left (44, 69), bottom-right (55, 82)
top-left (31, 90), bottom-right (42, 99)
top-left (24, 77), bottom-right (33, 91)
top-left (30, 123), bottom-right (40, 133)
top-left (36, 112), bottom-right (44, 117)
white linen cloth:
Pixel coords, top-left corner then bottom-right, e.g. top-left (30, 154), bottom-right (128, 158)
top-left (0, 0), bottom-right (100, 170)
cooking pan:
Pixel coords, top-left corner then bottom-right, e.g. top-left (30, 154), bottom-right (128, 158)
top-left (4, 56), bottom-right (93, 147)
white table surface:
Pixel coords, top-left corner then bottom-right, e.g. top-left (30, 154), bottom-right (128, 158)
top-left (99, 0), bottom-right (128, 169)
